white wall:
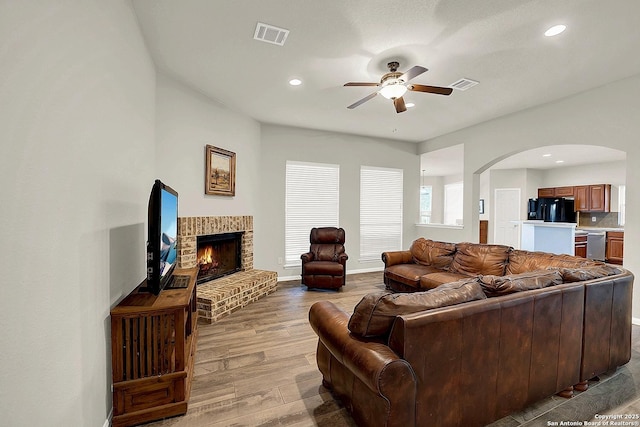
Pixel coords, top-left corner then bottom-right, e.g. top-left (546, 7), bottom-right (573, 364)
top-left (0, 1), bottom-right (156, 426)
top-left (542, 160), bottom-right (626, 210)
top-left (155, 74), bottom-right (261, 217)
top-left (542, 160), bottom-right (626, 188)
top-left (418, 74), bottom-right (640, 318)
top-left (256, 124), bottom-right (419, 277)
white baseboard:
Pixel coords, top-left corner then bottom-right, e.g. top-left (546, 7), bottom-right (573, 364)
top-left (632, 317), bottom-right (640, 326)
top-left (348, 267), bottom-right (384, 274)
top-left (103, 409), bottom-right (112, 427)
top-left (278, 274), bottom-right (300, 282)
top-left (277, 267), bottom-right (383, 283)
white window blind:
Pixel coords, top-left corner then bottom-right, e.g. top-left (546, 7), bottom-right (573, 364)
top-left (285, 161), bottom-right (339, 266)
top-left (360, 166), bottom-right (403, 261)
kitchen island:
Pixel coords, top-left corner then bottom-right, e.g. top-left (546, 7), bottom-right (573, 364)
top-left (520, 220), bottom-right (577, 255)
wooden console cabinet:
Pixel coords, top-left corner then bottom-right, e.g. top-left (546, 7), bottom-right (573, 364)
top-left (111, 267), bottom-right (198, 427)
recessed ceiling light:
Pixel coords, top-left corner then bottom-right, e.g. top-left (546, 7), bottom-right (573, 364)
top-left (545, 24), bottom-right (566, 37)
top-left (289, 78), bottom-right (302, 86)
top-left (542, 154), bottom-right (552, 157)
top-left (555, 160), bottom-right (565, 164)
top-left (405, 102), bottom-right (415, 108)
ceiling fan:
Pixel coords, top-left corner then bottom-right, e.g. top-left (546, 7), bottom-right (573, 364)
top-left (344, 61), bottom-right (453, 113)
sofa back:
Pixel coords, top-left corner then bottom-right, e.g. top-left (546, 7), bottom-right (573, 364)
top-left (388, 282), bottom-right (585, 427)
top-left (581, 271), bottom-right (634, 380)
top-left (507, 249), bottom-right (602, 275)
top-left (409, 238), bottom-right (456, 269)
top-left (449, 242), bottom-right (511, 276)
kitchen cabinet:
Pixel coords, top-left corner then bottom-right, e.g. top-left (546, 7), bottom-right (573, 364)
top-left (574, 234), bottom-right (587, 258)
top-left (574, 184), bottom-right (611, 212)
top-left (537, 186), bottom-right (575, 198)
top-left (538, 188), bottom-right (555, 197)
top-left (555, 186), bottom-right (575, 197)
top-left (606, 231), bottom-right (624, 265)
top-left (574, 186), bottom-right (589, 211)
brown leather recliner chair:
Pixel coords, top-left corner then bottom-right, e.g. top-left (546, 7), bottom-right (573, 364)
top-left (301, 227), bottom-right (348, 290)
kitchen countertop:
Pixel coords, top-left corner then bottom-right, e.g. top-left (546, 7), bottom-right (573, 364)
top-left (576, 227), bottom-right (624, 232)
top-left (522, 221), bottom-right (577, 228)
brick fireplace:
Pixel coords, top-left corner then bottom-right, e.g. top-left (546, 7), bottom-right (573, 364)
top-left (177, 215), bottom-right (253, 271)
top-left (177, 215), bottom-right (277, 323)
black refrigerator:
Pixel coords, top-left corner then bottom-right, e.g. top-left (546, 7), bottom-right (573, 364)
top-left (528, 198), bottom-right (576, 223)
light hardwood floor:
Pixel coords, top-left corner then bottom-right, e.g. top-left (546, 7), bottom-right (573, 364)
top-left (143, 272), bottom-right (640, 427)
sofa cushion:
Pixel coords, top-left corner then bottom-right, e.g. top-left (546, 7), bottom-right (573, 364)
top-left (506, 250), bottom-right (602, 275)
top-left (556, 265), bottom-right (623, 282)
top-left (348, 278), bottom-right (486, 337)
top-left (385, 264), bottom-right (443, 288)
top-left (479, 270), bottom-right (563, 297)
top-left (410, 238), bottom-right (456, 269)
top-left (420, 271), bottom-right (469, 289)
top-left (449, 242), bottom-right (511, 277)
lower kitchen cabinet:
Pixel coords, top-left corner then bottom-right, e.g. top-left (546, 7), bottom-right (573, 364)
top-left (606, 231), bottom-right (624, 265)
top-left (574, 234), bottom-right (587, 258)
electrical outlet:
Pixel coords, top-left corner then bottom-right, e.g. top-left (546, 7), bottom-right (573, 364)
top-left (278, 257), bottom-right (283, 265)
top-left (592, 216), bottom-right (597, 222)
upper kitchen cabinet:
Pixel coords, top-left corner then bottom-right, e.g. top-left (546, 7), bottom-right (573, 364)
top-left (554, 186), bottom-right (575, 197)
top-left (538, 187), bottom-right (555, 197)
top-left (537, 186), bottom-right (575, 198)
top-left (574, 184), bottom-right (611, 212)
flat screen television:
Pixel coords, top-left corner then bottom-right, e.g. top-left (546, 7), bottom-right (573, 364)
top-left (145, 179), bottom-right (179, 295)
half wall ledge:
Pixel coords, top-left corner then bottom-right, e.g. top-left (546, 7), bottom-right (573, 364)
top-left (197, 269), bottom-right (278, 323)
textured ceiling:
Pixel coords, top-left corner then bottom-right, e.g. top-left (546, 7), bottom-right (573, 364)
top-left (132, 0), bottom-right (640, 143)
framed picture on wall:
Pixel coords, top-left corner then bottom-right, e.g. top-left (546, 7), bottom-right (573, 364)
top-left (205, 145), bottom-right (236, 196)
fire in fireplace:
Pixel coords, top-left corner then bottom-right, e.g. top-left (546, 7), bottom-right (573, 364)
top-left (196, 232), bottom-right (243, 284)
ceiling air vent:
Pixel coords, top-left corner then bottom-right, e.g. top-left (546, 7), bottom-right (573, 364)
top-left (449, 78), bottom-right (479, 91)
top-left (254, 22), bottom-right (289, 46)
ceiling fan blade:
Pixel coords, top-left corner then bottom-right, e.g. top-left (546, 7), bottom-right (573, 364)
top-left (394, 96), bottom-right (407, 113)
top-left (347, 92), bottom-right (378, 109)
top-left (400, 66), bottom-right (428, 82)
top-left (344, 82), bottom-right (379, 87)
top-left (408, 84), bottom-right (453, 96)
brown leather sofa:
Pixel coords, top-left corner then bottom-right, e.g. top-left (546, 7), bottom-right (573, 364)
top-left (383, 238), bottom-right (604, 292)
top-left (301, 227), bottom-right (348, 289)
top-left (308, 239), bottom-right (634, 427)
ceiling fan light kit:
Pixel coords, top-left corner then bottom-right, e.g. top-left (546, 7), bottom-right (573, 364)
top-left (344, 61), bottom-right (453, 113)
top-left (379, 81), bottom-right (407, 99)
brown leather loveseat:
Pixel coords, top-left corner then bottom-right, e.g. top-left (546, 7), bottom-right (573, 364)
top-left (309, 239), bottom-right (633, 427)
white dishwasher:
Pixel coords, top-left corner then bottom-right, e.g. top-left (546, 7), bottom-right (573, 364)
top-left (586, 232), bottom-right (606, 261)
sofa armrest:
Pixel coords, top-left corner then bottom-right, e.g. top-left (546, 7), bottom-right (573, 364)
top-left (381, 250), bottom-right (413, 267)
top-left (309, 301), bottom-right (416, 423)
top-left (301, 252), bottom-right (314, 263)
top-left (338, 253), bottom-right (349, 265)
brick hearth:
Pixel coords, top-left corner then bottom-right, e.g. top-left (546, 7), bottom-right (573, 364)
top-left (177, 215), bottom-right (277, 322)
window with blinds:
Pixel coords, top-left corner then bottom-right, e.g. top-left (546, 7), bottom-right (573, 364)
top-left (444, 182), bottom-right (463, 225)
top-left (285, 161), bottom-right (340, 267)
top-left (360, 166), bottom-right (403, 262)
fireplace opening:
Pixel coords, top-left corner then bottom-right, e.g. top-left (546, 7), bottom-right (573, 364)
top-left (196, 232), bottom-right (243, 284)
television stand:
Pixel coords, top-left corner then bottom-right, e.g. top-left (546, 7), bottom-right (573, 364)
top-left (110, 267), bottom-right (198, 427)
